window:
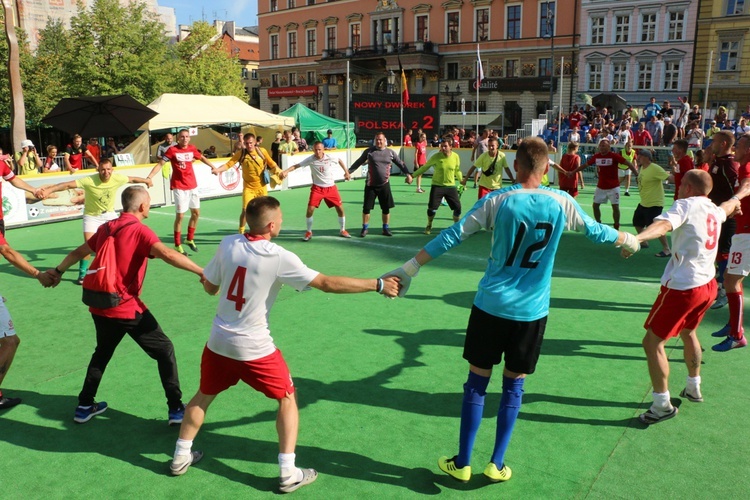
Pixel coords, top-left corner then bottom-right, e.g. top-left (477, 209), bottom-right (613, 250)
top-left (270, 0), bottom-right (277, 12)
top-left (641, 13), bottom-right (656, 42)
top-left (726, 0), bottom-right (746, 15)
top-left (477, 101), bottom-right (487, 112)
top-left (591, 17), bottom-right (604, 44)
top-left (538, 58), bottom-right (552, 77)
top-left (612, 63), bottom-right (627, 91)
top-left (507, 5), bottom-right (521, 39)
top-left (329, 101), bottom-right (337, 118)
top-left (241, 68), bottom-right (249, 79)
top-left (668, 11), bottom-right (685, 41)
top-left (306, 29), bottom-right (316, 56)
top-left (506, 59), bottom-right (519, 77)
top-left (638, 62), bottom-right (653, 90)
top-left (447, 62), bottom-right (458, 80)
top-left (350, 23), bottom-right (361, 49)
top-left (327, 26), bottom-right (336, 50)
top-left (416, 15), bottom-right (428, 42)
top-left (588, 63), bottom-right (602, 91)
top-left (272, 104), bottom-right (280, 114)
top-left (271, 73), bottom-right (279, 87)
top-left (270, 34), bottom-right (279, 60)
top-left (614, 15), bottom-right (629, 43)
top-left (307, 0), bottom-right (315, 4)
top-left (288, 0), bottom-right (295, 8)
top-left (307, 71), bottom-right (315, 85)
top-left (252, 87), bottom-right (260, 100)
top-left (476, 8), bottom-right (489, 42)
top-left (288, 32), bottom-right (297, 58)
top-left (289, 72), bottom-right (297, 86)
top-left (540, 2), bottom-right (555, 38)
top-left (664, 61), bottom-right (680, 91)
top-left (719, 40), bottom-right (740, 71)
top-left (447, 12), bottom-right (460, 44)
top-left (252, 69), bottom-right (258, 80)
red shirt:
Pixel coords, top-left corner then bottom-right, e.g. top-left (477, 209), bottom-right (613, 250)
top-left (0, 162), bottom-right (16, 219)
top-left (735, 161), bottom-right (750, 233)
top-left (587, 152), bottom-right (627, 189)
top-left (569, 112), bottom-right (583, 129)
top-left (672, 156), bottom-right (695, 200)
top-left (86, 213), bottom-right (160, 319)
top-left (633, 130), bottom-right (653, 146)
top-left (87, 144), bottom-right (101, 163)
top-left (709, 154), bottom-right (739, 205)
top-left (66, 144), bottom-right (88, 171)
top-left (164, 144), bottom-right (203, 190)
top-left (403, 134), bottom-right (413, 146)
top-left (414, 141), bottom-right (427, 166)
top-left (559, 153), bottom-right (580, 190)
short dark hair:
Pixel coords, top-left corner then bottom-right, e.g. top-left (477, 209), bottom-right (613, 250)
top-left (99, 158), bottom-right (113, 168)
top-left (243, 133), bottom-right (256, 141)
top-left (673, 139), bottom-right (689, 152)
top-left (246, 196), bottom-right (281, 230)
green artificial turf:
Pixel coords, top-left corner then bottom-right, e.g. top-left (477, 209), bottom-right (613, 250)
top-left (1, 179), bottom-right (748, 498)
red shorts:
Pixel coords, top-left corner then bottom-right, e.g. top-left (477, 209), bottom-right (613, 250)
top-left (560, 187), bottom-right (578, 198)
top-left (644, 281), bottom-right (716, 339)
top-left (308, 184), bottom-right (342, 209)
top-left (199, 346), bottom-right (295, 399)
top-left (478, 186), bottom-right (496, 199)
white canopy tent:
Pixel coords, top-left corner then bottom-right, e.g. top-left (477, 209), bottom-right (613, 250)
top-left (139, 94), bottom-right (295, 161)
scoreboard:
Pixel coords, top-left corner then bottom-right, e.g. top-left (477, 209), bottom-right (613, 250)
top-left (350, 93), bottom-right (440, 141)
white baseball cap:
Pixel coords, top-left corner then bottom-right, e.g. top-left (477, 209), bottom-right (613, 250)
top-left (20, 139), bottom-right (33, 148)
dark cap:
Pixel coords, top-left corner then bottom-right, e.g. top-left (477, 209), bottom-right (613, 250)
top-left (327, 129), bottom-right (333, 134)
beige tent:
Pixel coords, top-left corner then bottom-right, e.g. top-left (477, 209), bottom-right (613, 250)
top-left (139, 94), bottom-right (294, 161)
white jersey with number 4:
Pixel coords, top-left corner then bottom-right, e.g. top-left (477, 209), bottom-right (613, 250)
top-left (203, 234), bottom-right (319, 361)
top-left (654, 196), bottom-right (726, 290)
top-left (295, 154), bottom-right (341, 187)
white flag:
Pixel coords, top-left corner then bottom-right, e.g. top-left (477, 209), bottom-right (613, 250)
top-left (476, 44), bottom-right (484, 85)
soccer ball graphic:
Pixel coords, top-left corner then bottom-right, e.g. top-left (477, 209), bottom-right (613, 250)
top-left (28, 207), bottom-right (40, 218)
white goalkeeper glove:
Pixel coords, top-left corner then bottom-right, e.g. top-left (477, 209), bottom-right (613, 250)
top-left (380, 257), bottom-right (421, 298)
top-left (617, 232), bottom-right (641, 255)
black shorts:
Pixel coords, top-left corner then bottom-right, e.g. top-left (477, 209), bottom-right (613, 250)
top-left (463, 305), bottom-right (547, 374)
top-left (363, 183), bottom-right (395, 213)
top-left (0, 218), bottom-right (4, 236)
top-left (720, 218), bottom-right (737, 256)
top-left (428, 186), bottom-right (461, 213)
top-left (632, 204), bottom-right (663, 228)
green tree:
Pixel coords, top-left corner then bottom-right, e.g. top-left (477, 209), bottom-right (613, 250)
top-left (167, 21), bottom-right (246, 99)
top-left (64, 0), bottom-right (168, 102)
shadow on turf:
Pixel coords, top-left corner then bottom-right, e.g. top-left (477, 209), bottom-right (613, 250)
top-left (0, 390), bottom-right (442, 494)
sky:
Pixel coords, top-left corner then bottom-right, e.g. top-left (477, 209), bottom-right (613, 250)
top-left (158, 0), bottom-right (258, 28)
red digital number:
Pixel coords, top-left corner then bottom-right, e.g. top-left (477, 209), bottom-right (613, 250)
top-left (226, 266), bottom-right (247, 311)
top-left (422, 116), bottom-right (434, 130)
top-left (428, 96), bottom-right (436, 108)
top-left (706, 214), bottom-right (718, 250)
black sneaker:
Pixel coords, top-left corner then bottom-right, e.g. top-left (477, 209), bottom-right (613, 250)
top-left (382, 227), bottom-right (393, 237)
top-left (0, 396), bottom-right (21, 410)
top-left (360, 227), bottom-right (368, 237)
top-left (624, 191), bottom-right (631, 196)
top-left (185, 240), bottom-right (198, 252)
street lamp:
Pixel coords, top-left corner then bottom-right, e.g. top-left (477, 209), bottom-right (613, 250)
top-left (387, 70), bottom-right (396, 94)
top-left (546, 6), bottom-right (555, 112)
top-left (442, 84), bottom-right (461, 112)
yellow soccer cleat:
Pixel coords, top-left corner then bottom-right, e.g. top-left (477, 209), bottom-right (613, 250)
top-left (438, 456), bottom-right (471, 482)
top-left (484, 462), bottom-right (512, 483)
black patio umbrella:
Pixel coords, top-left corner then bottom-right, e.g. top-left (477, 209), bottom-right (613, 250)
top-left (42, 94), bottom-right (158, 138)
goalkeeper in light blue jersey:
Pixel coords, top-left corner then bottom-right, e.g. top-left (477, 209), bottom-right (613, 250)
top-left (383, 137), bottom-right (640, 484)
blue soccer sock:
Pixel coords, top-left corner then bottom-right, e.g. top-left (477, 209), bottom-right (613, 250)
top-left (490, 376), bottom-right (525, 467)
top-left (382, 223), bottom-right (390, 229)
top-left (362, 223), bottom-right (369, 230)
top-left (456, 371), bottom-right (490, 468)
top-left (717, 259), bottom-right (728, 285)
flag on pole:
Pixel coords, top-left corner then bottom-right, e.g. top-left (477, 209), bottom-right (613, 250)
top-left (476, 44), bottom-right (484, 86)
top-left (401, 68), bottom-right (409, 106)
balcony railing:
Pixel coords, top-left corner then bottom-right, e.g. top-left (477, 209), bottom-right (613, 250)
top-left (320, 42), bottom-right (438, 59)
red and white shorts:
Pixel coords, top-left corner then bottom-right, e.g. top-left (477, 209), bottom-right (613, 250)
top-left (199, 346), bottom-right (294, 400)
top-left (727, 233), bottom-right (750, 277)
top-left (644, 281), bottom-right (716, 339)
top-left (0, 297), bottom-right (16, 338)
top-left (308, 184), bottom-right (342, 209)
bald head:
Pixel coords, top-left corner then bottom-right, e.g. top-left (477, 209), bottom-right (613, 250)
top-left (682, 169), bottom-right (713, 197)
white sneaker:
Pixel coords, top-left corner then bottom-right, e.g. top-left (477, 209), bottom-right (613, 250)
top-left (170, 450), bottom-right (204, 476)
top-left (279, 468), bottom-right (318, 493)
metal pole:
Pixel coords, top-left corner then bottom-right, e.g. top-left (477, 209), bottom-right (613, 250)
top-left (703, 50), bottom-right (713, 120)
top-left (557, 56), bottom-right (564, 151)
top-left (346, 60), bottom-right (350, 151)
top-left (548, 9), bottom-right (554, 112)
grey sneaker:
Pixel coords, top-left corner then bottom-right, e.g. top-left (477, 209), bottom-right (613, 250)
top-left (279, 468), bottom-right (318, 493)
top-left (711, 288), bottom-right (728, 309)
top-left (170, 450), bottom-right (204, 476)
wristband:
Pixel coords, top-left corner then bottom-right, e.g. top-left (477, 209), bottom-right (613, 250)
top-left (54, 266), bottom-right (65, 275)
top-left (402, 257), bottom-right (421, 277)
top-left (376, 278), bottom-right (384, 294)
top-left (731, 195), bottom-right (740, 201)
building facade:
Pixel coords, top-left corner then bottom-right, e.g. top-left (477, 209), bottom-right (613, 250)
top-left (258, 0), bottom-right (580, 138)
top-left (577, 0), bottom-right (699, 110)
top-left (692, 0), bottom-right (750, 120)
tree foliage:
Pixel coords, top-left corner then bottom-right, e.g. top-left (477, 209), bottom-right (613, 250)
top-left (0, 1), bottom-right (246, 129)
